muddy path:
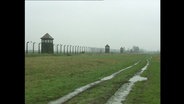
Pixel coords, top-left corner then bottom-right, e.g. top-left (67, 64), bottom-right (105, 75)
top-left (48, 61), bottom-right (140, 104)
top-left (105, 59), bottom-right (150, 104)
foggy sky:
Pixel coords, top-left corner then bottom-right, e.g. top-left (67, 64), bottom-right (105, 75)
top-left (25, 0), bottom-right (160, 51)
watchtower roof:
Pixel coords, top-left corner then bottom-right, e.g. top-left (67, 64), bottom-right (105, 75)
top-left (41, 33), bottom-right (54, 40)
top-left (105, 44), bottom-right (109, 47)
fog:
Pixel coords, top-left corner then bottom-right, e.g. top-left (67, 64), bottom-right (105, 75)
top-left (25, 0), bottom-right (160, 51)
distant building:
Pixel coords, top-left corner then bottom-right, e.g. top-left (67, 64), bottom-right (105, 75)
top-left (105, 44), bottom-right (110, 53)
top-left (120, 47), bottom-right (124, 53)
top-left (40, 33), bottom-right (54, 54)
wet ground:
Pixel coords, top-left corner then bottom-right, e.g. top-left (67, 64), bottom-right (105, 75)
top-left (105, 60), bottom-right (149, 104)
top-left (48, 61), bottom-right (140, 104)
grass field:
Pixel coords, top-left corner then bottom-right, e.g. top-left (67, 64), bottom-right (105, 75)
top-left (25, 53), bottom-right (159, 104)
top-left (124, 54), bottom-right (160, 104)
top-left (64, 58), bottom-right (147, 104)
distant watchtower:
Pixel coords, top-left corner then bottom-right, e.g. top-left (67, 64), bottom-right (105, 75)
top-left (105, 44), bottom-right (110, 53)
top-left (120, 47), bottom-right (124, 53)
top-left (41, 33), bottom-right (54, 54)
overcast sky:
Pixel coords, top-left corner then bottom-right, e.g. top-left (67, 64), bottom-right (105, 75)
top-left (25, 0), bottom-right (160, 51)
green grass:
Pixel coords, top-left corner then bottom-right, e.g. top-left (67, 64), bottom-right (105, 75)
top-left (64, 59), bottom-right (148, 104)
top-left (124, 54), bottom-right (160, 104)
top-left (25, 54), bottom-right (151, 104)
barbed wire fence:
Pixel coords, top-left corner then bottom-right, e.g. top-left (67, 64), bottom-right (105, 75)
top-left (25, 41), bottom-right (126, 55)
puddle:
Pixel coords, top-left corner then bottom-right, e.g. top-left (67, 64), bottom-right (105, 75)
top-left (48, 61), bottom-right (140, 104)
top-left (101, 75), bottom-right (114, 81)
top-left (129, 76), bottom-right (147, 82)
top-left (105, 60), bottom-right (149, 104)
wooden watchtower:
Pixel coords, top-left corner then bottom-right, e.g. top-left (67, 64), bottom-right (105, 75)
top-left (105, 44), bottom-right (110, 53)
top-left (40, 33), bottom-right (54, 54)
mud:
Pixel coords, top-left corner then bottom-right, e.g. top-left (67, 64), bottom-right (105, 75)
top-left (48, 61), bottom-right (140, 104)
top-left (105, 60), bottom-right (149, 104)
